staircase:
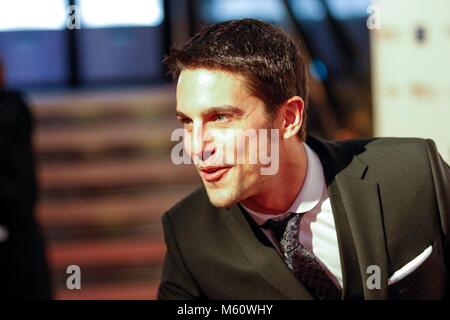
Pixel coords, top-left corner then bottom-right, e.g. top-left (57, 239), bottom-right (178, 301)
top-left (29, 85), bottom-right (200, 299)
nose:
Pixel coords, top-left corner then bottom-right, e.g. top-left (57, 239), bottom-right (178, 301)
top-left (190, 121), bottom-right (215, 162)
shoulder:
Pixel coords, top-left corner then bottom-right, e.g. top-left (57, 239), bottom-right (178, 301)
top-left (0, 90), bottom-right (26, 106)
top-left (338, 136), bottom-right (433, 162)
top-left (310, 135), bottom-right (437, 176)
top-left (162, 186), bottom-right (218, 236)
top-left (161, 186), bottom-right (232, 265)
top-left (165, 186), bottom-right (209, 217)
top-left (338, 136), bottom-right (429, 150)
top-left (335, 137), bottom-right (440, 184)
top-left (0, 90), bottom-right (31, 125)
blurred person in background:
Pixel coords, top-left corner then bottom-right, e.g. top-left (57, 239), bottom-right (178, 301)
top-left (0, 58), bottom-right (52, 299)
top-left (158, 19), bottom-right (450, 300)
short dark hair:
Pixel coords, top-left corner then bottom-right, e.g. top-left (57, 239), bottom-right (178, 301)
top-left (164, 18), bottom-right (309, 140)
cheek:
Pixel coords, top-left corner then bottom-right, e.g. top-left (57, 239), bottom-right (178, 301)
top-left (183, 132), bottom-right (193, 156)
top-left (213, 130), bottom-right (236, 158)
top-left (236, 164), bottom-right (260, 185)
top-left (235, 137), bottom-right (246, 158)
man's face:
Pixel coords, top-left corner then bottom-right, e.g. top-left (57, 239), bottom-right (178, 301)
top-left (176, 68), bottom-right (277, 207)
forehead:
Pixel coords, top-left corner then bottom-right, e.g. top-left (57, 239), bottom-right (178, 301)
top-left (176, 68), bottom-right (251, 114)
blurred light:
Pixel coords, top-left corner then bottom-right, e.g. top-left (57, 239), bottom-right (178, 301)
top-left (325, 0), bottom-right (373, 19)
top-left (289, 0), bottom-right (326, 21)
top-left (202, 0), bottom-right (286, 22)
top-left (78, 0), bottom-right (164, 28)
top-left (415, 26), bottom-right (426, 44)
top-left (0, 0), bottom-right (67, 31)
top-left (309, 59), bottom-right (328, 81)
top-left (0, 225), bottom-right (9, 242)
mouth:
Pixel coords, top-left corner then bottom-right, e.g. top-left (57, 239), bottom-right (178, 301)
top-left (198, 165), bottom-right (232, 183)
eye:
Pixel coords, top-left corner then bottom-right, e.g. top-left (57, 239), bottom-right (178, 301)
top-left (179, 118), bottom-right (193, 128)
top-left (213, 114), bottom-right (229, 122)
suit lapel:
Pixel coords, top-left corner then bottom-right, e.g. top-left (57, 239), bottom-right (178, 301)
top-left (219, 136), bottom-right (389, 300)
top-left (308, 136), bottom-right (389, 299)
top-left (327, 178), bottom-right (364, 299)
top-left (221, 204), bottom-right (315, 300)
top-left (334, 173), bottom-right (389, 299)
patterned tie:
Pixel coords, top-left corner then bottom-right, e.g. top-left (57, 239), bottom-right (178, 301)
top-left (261, 212), bottom-right (341, 300)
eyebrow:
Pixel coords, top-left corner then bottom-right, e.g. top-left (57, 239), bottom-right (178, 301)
top-left (176, 105), bottom-right (245, 119)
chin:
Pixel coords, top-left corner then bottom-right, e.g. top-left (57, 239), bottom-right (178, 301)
top-left (204, 187), bottom-right (240, 208)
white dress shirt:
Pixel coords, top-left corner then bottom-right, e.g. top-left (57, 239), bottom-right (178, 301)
top-left (240, 143), bottom-right (343, 289)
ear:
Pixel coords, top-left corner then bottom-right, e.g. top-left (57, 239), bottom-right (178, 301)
top-left (280, 96), bottom-right (304, 139)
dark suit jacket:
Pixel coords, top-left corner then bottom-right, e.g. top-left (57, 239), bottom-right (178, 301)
top-left (158, 136), bottom-right (450, 300)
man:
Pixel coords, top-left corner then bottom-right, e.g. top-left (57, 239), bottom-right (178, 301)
top-left (158, 19), bottom-right (450, 300)
top-left (0, 58), bottom-right (52, 299)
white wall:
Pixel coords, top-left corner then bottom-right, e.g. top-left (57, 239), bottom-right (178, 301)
top-left (371, 0), bottom-right (450, 162)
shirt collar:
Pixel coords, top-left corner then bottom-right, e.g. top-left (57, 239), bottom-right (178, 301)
top-left (240, 142), bottom-right (326, 226)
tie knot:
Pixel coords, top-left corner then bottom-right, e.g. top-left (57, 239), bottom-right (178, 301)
top-left (261, 212), bottom-right (302, 243)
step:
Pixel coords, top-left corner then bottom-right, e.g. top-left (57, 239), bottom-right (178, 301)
top-left (36, 185), bottom-right (199, 228)
top-left (55, 282), bottom-right (159, 300)
top-left (48, 238), bottom-right (166, 269)
top-left (37, 157), bottom-right (200, 191)
top-left (29, 85), bottom-right (176, 121)
top-left (34, 119), bottom-right (180, 156)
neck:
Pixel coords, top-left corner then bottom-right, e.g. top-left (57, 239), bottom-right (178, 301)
top-left (241, 140), bottom-right (307, 215)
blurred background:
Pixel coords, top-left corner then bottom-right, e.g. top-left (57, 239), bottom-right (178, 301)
top-left (0, 0), bottom-right (448, 299)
